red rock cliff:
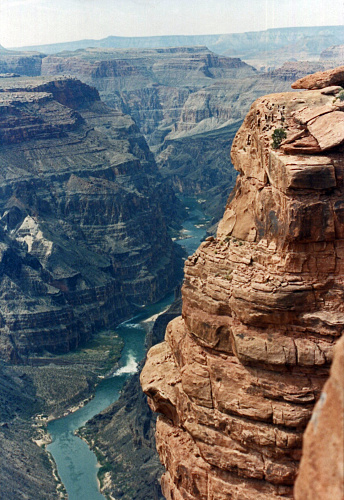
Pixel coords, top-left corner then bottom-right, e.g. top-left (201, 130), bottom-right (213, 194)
top-left (141, 66), bottom-right (344, 499)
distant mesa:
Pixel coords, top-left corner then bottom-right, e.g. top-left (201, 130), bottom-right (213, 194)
top-left (11, 25), bottom-right (344, 68)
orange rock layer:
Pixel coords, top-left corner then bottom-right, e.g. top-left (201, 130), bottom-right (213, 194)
top-left (294, 335), bottom-right (344, 500)
top-left (141, 67), bottom-right (344, 499)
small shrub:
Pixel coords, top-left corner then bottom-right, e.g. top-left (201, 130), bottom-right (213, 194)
top-left (338, 90), bottom-right (344, 102)
top-left (271, 128), bottom-right (287, 149)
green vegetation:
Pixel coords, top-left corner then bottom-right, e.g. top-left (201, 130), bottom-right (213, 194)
top-left (337, 90), bottom-right (344, 102)
top-left (271, 128), bottom-right (287, 149)
top-left (53, 330), bottom-right (124, 375)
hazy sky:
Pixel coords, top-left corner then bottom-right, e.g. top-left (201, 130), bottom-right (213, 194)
top-left (1, 0), bottom-right (343, 48)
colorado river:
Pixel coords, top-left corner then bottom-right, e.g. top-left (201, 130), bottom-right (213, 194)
top-left (47, 198), bottom-right (209, 500)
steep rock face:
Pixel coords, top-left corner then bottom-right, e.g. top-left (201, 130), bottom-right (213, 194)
top-left (292, 64), bottom-right (344, 90)
top-left (156, 122), bottom-right (240, 222)
top-left (141, 67), bottom-right (344, 498)
top-left (294, 335), bottom-right (344, 500)
top-left (0, 76), bottom-right (182, 361)
top-left (0, 49), bottom-right (43, 76)
top-left (320, 44), bottom-right (344, 65)
top-left (267, 62), bottom-right (330, 82)
top-left (41, 47), bottom-right (256, 146)
top-left (167, 75), bottom-right (293, 140)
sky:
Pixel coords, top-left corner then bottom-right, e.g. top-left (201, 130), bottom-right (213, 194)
top-left (1, 0), bottom-right (344, 49)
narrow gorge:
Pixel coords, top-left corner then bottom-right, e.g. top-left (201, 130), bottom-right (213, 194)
top-left (0, 37), bottom-right (343, 500)
top-left (0, 74), bottom-right (183, 499)
top-left (141, 66), bottom-right (344, 499)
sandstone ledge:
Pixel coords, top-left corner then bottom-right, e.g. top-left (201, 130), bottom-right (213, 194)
top-left (141, 67), bottom-right (344, 499)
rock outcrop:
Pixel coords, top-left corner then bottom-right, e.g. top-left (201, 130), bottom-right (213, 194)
top-left (294, 335), bottom-right (344, 500)
top-left (141, 67), bottom-right (344, 498)
top-left (292, 65), bottom-right (344, 90)
top-left (0, 48), bottom-right (44, 76)
top-left (0, 76), bottom-right (182, 361)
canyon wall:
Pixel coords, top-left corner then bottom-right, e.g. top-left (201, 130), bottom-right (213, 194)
top-left (0, 76), bottom-right (182, 361)
top-left (40, 46), bottom-right (257, 145)
top-left (141, 66), bottom-right (344, 498)
top-left (294, 334), bottom-right (344, 499)
top-left (40, 46), bottom-right (302, 223)
top-left (320, 45), bottom-right (344, 65)
top-left (0, 46), bottom-right (43, 76)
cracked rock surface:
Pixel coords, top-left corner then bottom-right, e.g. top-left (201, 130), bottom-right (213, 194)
top-left (141, 66), bottom-right (344, 499)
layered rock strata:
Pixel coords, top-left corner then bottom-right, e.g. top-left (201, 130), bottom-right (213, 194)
top-left (41, 47), bottom-right (256, 146)
top-left (294, 335), bottom-right (344, 499)
top-left (0, 46), bottom-right (43, 76)
top-left (40, 46), bottom-right (317, 226)
top-left (0, 76), bottom-right (182, 361)
top-left (320, 45), bottom-right (344, 65)
top-left (141, 67), bottom-right (344, 498)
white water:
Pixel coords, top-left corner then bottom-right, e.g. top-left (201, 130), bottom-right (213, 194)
top-left (113, 351), bottom-right (138, 376)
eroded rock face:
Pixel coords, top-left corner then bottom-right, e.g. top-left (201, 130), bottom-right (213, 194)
top-left (291, 64), bottom-right (344, 89)
top-left (0, 76), bottom-right (182, 361)
top-left (41, 47), bottom-right (257, 145)
top-left (294, 335), bottom-right (344, 500)
top-left (0, 48), bottom-right (43, 77)
top-left (141, 67), bottom-right (344, 498)
top-left (320, 45), bottom-right (344, 65)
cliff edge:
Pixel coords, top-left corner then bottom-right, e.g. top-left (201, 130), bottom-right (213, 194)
top-left (141, 66), bottom-right (344, 499)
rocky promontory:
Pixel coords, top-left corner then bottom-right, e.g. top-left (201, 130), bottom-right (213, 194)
top-left (0, 75), bottom-right (182, 361)
top-left (141, 66), bottom-right (344, 498)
